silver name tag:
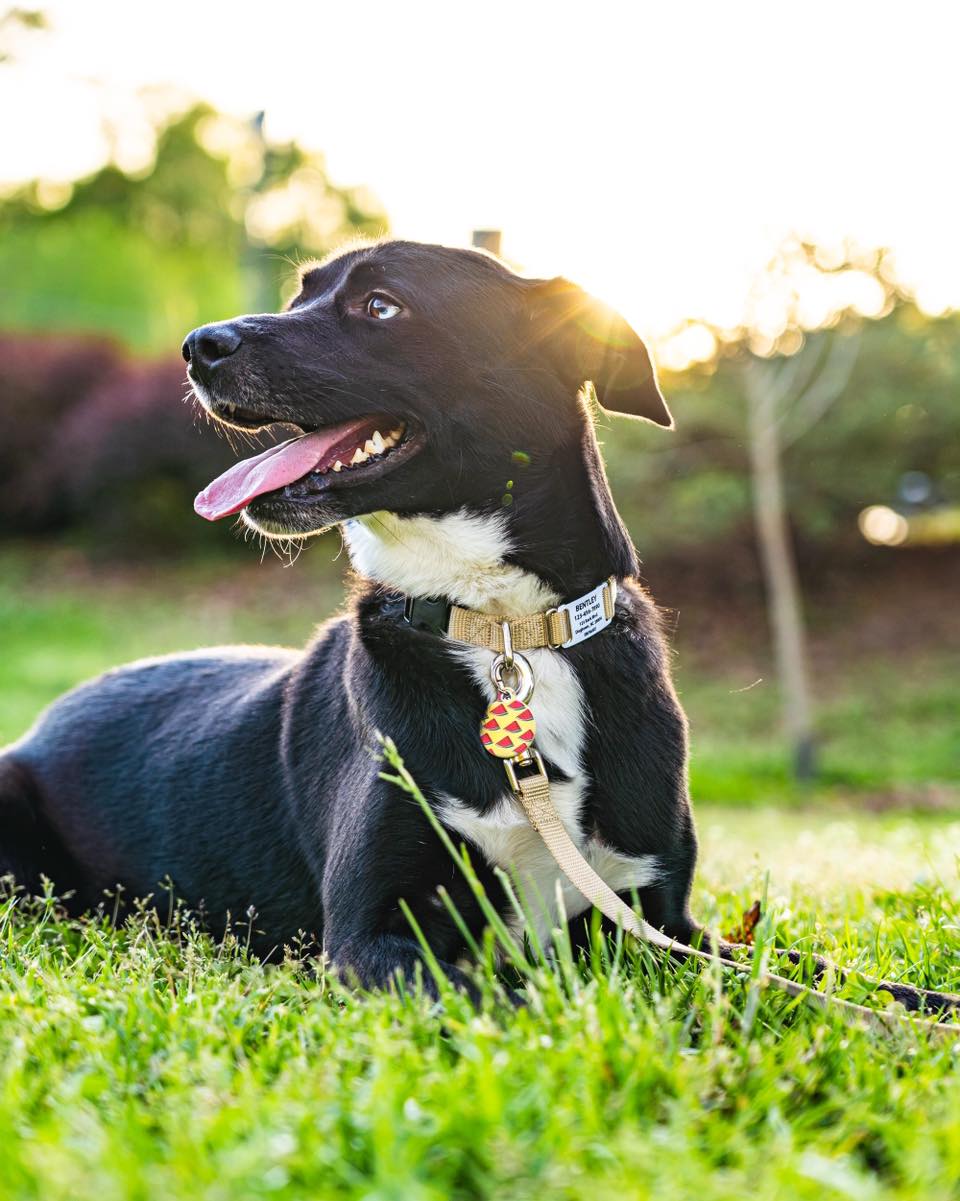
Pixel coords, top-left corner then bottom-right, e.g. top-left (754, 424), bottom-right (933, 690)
top-left (558, 582), bottom-right (612, 648)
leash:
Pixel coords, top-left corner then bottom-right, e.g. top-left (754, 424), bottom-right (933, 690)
top-left (426, 583), bottom-right (960, 1042)
top-left (508, 750), bottom-right (960, 1040)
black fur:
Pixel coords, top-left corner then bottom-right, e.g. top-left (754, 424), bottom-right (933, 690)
top-left (1, 240), bottom-right (952, 1015)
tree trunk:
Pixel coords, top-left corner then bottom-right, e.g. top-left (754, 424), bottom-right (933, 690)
top-left (745, 362), bottom-right (817, 781)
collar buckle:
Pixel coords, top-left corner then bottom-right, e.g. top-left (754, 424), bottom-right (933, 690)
top-left (402, 594), bottom-right (451, 635)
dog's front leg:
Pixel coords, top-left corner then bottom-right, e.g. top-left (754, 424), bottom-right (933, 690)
top-left (320, 777), bottom-right (486, 1003)
top-left (325, 930), bottom-right (483, 1004)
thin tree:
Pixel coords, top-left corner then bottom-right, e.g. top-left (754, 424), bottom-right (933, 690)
top-left (733, 241), bottom-right (887, 780)
top-left (743, 330), bottom-right (860, 779)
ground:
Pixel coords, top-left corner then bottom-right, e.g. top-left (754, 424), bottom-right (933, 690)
top-left (1, 545), bottom-right (959, 1200)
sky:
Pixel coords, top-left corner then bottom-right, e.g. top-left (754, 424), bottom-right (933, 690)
top-left (3, 1), bottom-right (959, 345)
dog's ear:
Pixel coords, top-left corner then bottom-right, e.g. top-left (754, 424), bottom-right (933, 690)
top-left (525, 277), bottom-right (672, 427)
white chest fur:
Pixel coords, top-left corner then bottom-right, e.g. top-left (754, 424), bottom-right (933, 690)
top-left (345, 508), bottom-right (660, 944)
top-left (441, 642), bottom-right (659, 945)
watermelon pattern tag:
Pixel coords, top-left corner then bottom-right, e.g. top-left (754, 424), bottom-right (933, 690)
top-left (480, 695), bottom-right (537, 760)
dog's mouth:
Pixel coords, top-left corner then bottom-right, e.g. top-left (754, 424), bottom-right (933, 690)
top-left (194, 411), bottom-right (417, 522)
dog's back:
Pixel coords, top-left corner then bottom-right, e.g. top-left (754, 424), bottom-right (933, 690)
top-left (2, 638), bottom-right (337, 949)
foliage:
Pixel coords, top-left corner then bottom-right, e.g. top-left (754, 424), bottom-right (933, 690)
top-left (0, 332), bottom-right (123, 530)
top-left (0, 333), bottom-right (257, 552)
top-left (607, 305), bottom-right (960, 554)
top-left (0, 103), bottom-right (387, 350)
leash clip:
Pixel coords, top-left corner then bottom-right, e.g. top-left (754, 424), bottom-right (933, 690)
top-left (489, 646), bottom-right (534, 704)
top-left (503, 748), bottom-right (547, 796)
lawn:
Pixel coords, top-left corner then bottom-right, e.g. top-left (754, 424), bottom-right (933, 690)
top-left (1, 545), bottom-right (959, 1200)
top-left (1, 545), bottom-right (958, 807)
top-left (2, 804), bottom-right (959, 1201)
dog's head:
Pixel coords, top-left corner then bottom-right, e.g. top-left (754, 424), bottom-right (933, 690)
top-left (184, 239), bottom-right (671, 538)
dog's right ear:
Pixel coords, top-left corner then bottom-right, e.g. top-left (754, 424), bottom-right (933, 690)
top-left (524, 277), bottom-right (673, 428)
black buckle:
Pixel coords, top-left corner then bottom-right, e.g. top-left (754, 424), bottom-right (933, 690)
top-left (402, 595), bottom-right (451, 636)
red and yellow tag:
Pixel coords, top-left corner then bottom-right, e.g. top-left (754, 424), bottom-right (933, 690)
top-left (480, 696), bottom-right (537, 759)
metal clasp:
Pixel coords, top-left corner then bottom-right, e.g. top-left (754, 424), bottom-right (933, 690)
top-left (490, 648), bottom-right (534, 703)
top-left (500, 620), bottom-right (514, 670)
top-left (503, 748), bottom-right (547, 795)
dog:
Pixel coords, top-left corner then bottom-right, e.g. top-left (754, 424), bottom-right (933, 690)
top-left (0, 239), bottom-right (705, 996)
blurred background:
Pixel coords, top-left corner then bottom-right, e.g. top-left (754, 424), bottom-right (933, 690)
top-left (1, 2), bottom-right (957, 818)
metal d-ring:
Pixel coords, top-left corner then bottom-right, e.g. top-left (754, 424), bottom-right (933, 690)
top-left (500, 620), bottom-right (515, 671)
top-left (490, 648), bottom-right (534, 704)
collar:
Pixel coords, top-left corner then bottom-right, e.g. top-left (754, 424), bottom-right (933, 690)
top-left (401, 576), bottom-right (618, 652)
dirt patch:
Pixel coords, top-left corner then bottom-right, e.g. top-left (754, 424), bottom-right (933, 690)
top-left (646, 540), bottom-right (960, 679)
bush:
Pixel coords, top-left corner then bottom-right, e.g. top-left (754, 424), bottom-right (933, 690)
top-left (0, 332), bottom-right (123, 530)
top-left (0, 332), bottom-right (255, 553)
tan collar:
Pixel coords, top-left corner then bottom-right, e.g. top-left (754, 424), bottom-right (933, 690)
top-left (412, 576), bottom-right (617, 651)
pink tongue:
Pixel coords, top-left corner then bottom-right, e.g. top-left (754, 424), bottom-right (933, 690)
top-left (194, 418), bottom-right (370, 521)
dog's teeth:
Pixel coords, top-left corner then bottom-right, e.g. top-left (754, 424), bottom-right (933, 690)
top-left (370, 430), bottom-right (386, 454)
top-left (363, 438), bottom-right (378, 456)
top-left (332, 461), bottom-right (343, 472)
top-left (351, 447), bottom-right (368, 466)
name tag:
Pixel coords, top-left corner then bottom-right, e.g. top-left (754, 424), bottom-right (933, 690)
top-left (558, 581), bottom-right (613, 647)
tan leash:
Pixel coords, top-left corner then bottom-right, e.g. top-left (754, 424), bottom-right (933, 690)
top-left (475, 621), bottom-right (960, 1042)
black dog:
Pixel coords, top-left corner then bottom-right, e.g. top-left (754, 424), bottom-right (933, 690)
top-left (1, 239), bottom-right (699, 993)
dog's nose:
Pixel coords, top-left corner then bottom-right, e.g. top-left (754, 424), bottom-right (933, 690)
top-left (182, 322), bottom-right (243, 376)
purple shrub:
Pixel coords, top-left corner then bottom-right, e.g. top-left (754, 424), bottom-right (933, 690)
top-left (0, 332), bottom-right (266, 551)
top-left (0, 333), bottom-right (123, 529)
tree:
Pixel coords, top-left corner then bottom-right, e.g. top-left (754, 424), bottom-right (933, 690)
top-left (601, 240), bottom-right (953, 781)
top-left (698, 241), bottom-right (894, 780)
top-left (743, 328), bottom-right (860, 779)
top-left (0, 101), bottom-right (387, 350)
top-left (606, 296), bottom-right (960, 559)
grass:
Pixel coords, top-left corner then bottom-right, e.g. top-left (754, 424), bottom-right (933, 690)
top-left (0, 546), bottom-right (342, 750)
top-left (682, 666), bottom-right (960, 805)
top-left (1, 545), bottom-right (957, 807)
top-left (2, 781), bottom-right (959, 1201)
top-left (2, 544), bottom-right (960, 1199)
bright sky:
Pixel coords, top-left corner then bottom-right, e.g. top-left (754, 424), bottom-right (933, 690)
top-left (3, 0), bottom-right (960, 343)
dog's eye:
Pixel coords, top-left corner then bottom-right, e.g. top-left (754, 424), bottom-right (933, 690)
top-left (366, 294), bottom-right (402, 320)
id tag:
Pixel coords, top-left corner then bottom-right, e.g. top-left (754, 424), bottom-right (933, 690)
top-left (480, 694), bottom-right (537, 759)
top-left (558, 581), bottom-right (613, 647)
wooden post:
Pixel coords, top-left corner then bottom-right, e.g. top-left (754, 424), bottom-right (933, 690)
top-left (472, 230), bottom-right (502, 256)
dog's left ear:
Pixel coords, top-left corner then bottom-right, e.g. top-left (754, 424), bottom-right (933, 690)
top-left (525, 277), bottom-right (673, 428)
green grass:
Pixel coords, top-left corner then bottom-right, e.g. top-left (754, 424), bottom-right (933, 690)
top-left (2, 545), bottom-right (960, 1198)
top-left (682, 666), bottom-right (960, 805)
top-left (2, 784), bottom-right (959, 1201)
top-left (1, 545), bottom-right (957, 807)
top-left (0, 546), bottom-right (341, 749)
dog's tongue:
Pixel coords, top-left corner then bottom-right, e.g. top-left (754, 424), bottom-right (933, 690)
top-left (194, 417), bottom-right (371, 521)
